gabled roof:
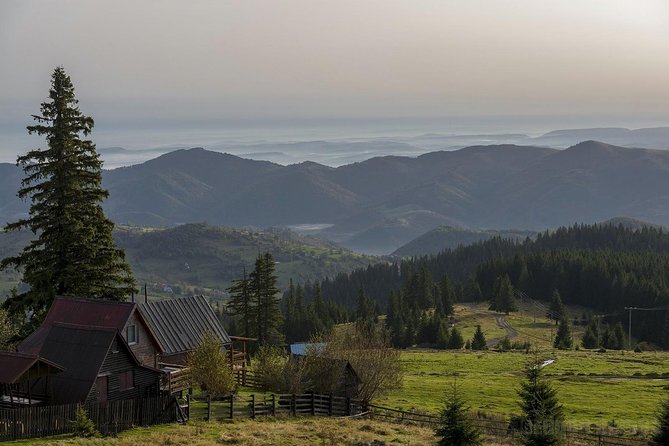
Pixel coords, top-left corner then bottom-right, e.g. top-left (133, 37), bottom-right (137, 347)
top-left (19, 297), bottom-right (136, 354)
top-left (37, 323), bottom-right (119, 403)
top-left (0, 352), bottom-right (64, 384)
top-left (138, 295), bottom-right (231, 355)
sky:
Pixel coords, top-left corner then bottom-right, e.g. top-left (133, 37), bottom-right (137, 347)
top-left (1, 0), bottom-right (668, 155)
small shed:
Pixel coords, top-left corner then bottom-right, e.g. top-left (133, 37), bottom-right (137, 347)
top-left (0, 352), bottom-right (64, 408)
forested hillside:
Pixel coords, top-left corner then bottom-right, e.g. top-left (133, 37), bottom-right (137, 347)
top-left (0, 223), bottom-right (377, 300)
top-left (303, 223), bottom-right (669, 346)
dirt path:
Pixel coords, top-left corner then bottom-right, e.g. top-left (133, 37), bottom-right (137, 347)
top-left (487, 315), bottom-right (519, 347)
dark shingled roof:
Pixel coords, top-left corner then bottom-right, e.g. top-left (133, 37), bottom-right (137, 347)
top-left (19, 297), bottom-right (136, 355)
top-left (138, 295), bottom-right (231, 355)
top-left (0, 352), bottom-right (64, 384)
top-left (36, 323), bottom-right (119, 404)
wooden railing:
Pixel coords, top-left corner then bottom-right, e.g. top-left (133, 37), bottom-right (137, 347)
top-left (160, 368), bottom-right (191, 395)
top-left (0, 396), bottom-right (177, 442)
top-left (366, 405), bottom-right (649, 446)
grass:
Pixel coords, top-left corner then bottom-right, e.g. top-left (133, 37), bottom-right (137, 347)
top-left (374, 301), bottom-right (669, 432)
top-left (13, 416), bottom-right (512, 446)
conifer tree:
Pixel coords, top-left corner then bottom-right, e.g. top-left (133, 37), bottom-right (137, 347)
top-left (652, 399), bottom-right (669, 445)
top-left (447, 326), bottom-right (465, 349)
top-left (490, 274), bottom-right (518, 314)
top-left (435, 382), bottom-right (482, 446)
top-left (613, 322), bottom-right (626, 350)
top-left (547, 290), bottom-right (566, 325)
top-left (518, 360), bottom-right (565, 446)
top-left (226, 267), bottom-right (254, 337)
top-left (436, 320), bottom-right (450, 349)
top-left (471, 325), bottom-right (487, 350)
top-left (581, 319), bottom-right (599, 349)
top-left (1, 67), bottom-right (135, 322)
top-left (553, 316), bottom-right (573, 350)
top-left (250, 252), bottom-right (282, 345)
top-left (439, 275), bottom-right (456, 316)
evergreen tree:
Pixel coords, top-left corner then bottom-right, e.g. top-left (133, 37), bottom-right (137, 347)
top-left (553, 316), bottom-right (573, 350)
top-left (581, 319), bottom-right (599, 349)
top-left (250, 252), bottom-right (282, 345)
top-left (613, 322), bottom-right (626, 350)
top-left (356, 286), bottom-right (373, 326)
top-left (226, 267), bottom-right (254, 338)
top-left (662, 310), bottom-right (669, 350)
top-left (547, 290), bottom-right (566, 325)
top-left (1, 67), bottom-right (135, 321)
top-left (439, 276), bottom-right (456, 316)
top-left (436, 320), bottom-right (450, 349)
top-left (652, 399), bottom-right (669, 446)
top-left (490, 274), bottom-right (518, 314)
top-left (471, 325), bottom-right (487, 350)
top-left (435, 383), bottom-right (482, 446)
top-left (447, 326), bottom-right (465, 350)
top-left (518, 360), bottom-right (564, 446)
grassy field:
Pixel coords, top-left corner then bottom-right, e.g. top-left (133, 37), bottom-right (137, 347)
top-left (14, 416), bottom-right (513, 446)
top-left (376, 302), bottom-right (669, 431)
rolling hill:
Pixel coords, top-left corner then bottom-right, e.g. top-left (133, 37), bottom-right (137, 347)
top-left (0, 223), bottom-right (378, 300)
top-left (3, 141), bottom-right (669, 254)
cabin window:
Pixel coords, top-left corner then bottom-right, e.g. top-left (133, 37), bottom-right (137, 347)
top-left (127, 325), bottom-right (138, 345)
top-left (119, 370), bottom-right (134, 391)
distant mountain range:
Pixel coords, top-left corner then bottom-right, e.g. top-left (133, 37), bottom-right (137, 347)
top-left (3, 140), bottom-right (669, 255)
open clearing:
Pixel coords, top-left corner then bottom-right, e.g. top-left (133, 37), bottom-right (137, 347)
top-left (378, 302), bottom-right (669, 430)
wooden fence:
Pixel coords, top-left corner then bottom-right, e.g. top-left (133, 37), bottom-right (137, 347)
top-left (367, 404), bottom-right (649, 446)
top-left (187, 393), bottom-right (365, 421)
top-left (0, 395), bottom-right (178, 442)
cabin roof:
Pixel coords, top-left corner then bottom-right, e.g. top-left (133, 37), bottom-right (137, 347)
top-left (289, 342), bottom-right (326, 356)
top-left (138, 295), bottom-right (231, 355)
top-left (19, 296), bottom-right (136, 355)
top-left (36, 323), bottom-right (120, 403)
top-left (0, 352), bottom-right (64, 384)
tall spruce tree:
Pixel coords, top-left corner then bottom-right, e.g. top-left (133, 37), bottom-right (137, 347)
top-left (490, 274), bottom-right (517, 314)
top-left (547, 290), bottom-right (566, 325)
top-left (226, 267), bottom-right (253, 337)
top-left (1, 67), bottom-right (135, 322)
top-left (250, 252), bottom-right (282, 345)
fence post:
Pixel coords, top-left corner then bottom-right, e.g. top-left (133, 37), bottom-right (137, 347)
top-left (328, 393), bottom-right (333, 416)
top-left (207, 395), bottom-right (211, 422)
top-left (291, 394), bottom-right (296, 417)
top-left (346, 397), bottom-right (351, 416)
top-left (251, 394), bottom-right (256, 419)
top-left (311, 392), bottom-right (316, 416)
top-left (271, 394), bottom-right (276, 416)
top-left (186, 394), bottom-right (190, 421)
top-left (229, 394), bottom-right (234, 419)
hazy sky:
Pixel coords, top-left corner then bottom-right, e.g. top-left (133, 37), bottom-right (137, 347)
top-left (1, 0), bottom-right (668, 148)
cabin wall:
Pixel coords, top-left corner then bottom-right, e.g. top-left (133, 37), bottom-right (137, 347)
top-left (87, 339), bottom-right (160, 403)
top-left (124, 313), bottom-right (160, 368)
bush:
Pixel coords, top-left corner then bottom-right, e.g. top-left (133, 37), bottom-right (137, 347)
top-left (252, 345), bottom-right (307, 393)
top-left (188, 331), bottom-right (235, 396)
top-left (70, 406), bottom-right (98, 438)
top-left (310, 324), bottom-right (403, 402)
top-left (653, 399), bottom-right (669, 445)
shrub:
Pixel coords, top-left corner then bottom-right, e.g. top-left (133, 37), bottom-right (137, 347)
top-left (653, 399), bottom-right (669, 445)
top-left (252, 345), bottom-right (307, 393)
top-left (70, 406), bottom-right (98, 438)
top-left (188, 331), bottom-right (235, 396)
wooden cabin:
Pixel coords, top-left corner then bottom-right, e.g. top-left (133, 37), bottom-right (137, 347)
top-left (19, 297), bottom-right (162, 368)
top-left (27, 323), bottom-right (161, 404)
top-left (0, 352), bottom-right (64, 408)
